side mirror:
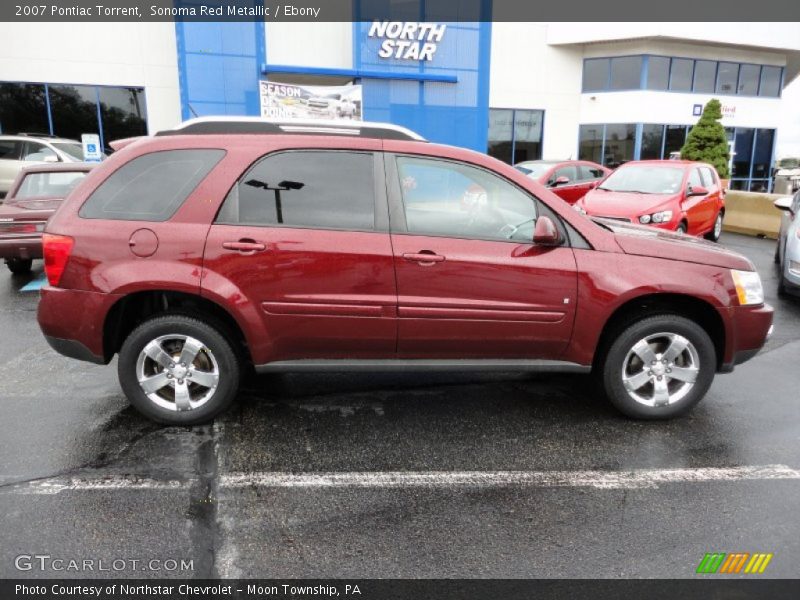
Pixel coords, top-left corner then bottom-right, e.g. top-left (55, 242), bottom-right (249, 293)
top-left (774, 196), bottom-right (794, 213)
top-left (533, 216), bottom-right (562, 246)
top-left (42, 154), bottom-right (59, 163)
top-left (551, 175), bottom-right (570, 187)
top-left (687, 185), bottom-right (708, 197)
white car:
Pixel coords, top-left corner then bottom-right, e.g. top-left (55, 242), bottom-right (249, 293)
top-left (775, 190), bottom-right (800, 296)
top-left (0, 135), bottom-right (84, 198)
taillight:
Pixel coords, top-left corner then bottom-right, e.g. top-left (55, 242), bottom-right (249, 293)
top-left (42, 233), bottom-right (74, 287)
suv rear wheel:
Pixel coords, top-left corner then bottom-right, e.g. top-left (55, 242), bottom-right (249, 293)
top-left (599, 314), bottom-right (716, 419)
top-left (118, 315), bottom-right (240, 425)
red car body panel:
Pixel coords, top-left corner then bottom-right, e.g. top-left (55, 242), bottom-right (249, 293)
top-left (517, 160), bottom-right (610, 205)
top-left (38, 133), bottom-right (771, 375)
top-left (577, 160), bottom-right (725, 236)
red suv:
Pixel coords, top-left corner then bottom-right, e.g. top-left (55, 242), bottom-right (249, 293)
top-left (575, 160), bottom-right (726, 240)
top-left (515, 160), bottom-right (610, 205)
top-left (38, 118), bottom-right (772, 425)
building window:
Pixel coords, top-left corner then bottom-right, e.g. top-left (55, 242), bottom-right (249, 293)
top-left (577, 124), bottom-right (635, 168)
top-left (487, 108), bottom-right (543, 165)
top-left (738, 64), bottom-right (760, 95)
top-left (610, 56), bottom-right (642, 90)
top-left (751, 129), bottom-right (775, 180)
top-left (759, 66), bottom-right (782, 97)
top-left (692, 60), bottom-right (717, 93)
top-left (732, 128), bottom-right (755, 179)
top-left (646, 57), bottom-right (670, 90)
top-left (640, 124), bottom-right (665, 160)
top-left (716, 62), bottom-right (739, 94)
top-left (0, 80), bottom-right (147, 151)
top-left (669, 58), bottom-right (694, 92)
top-left (0, 83), bottom-right (49, 135)
top-left (578, 125), bottom-right (603, 164)
top-left (48, 84), bottom-right (101, 143)
top-left (583, 58), bottom-right (610, 91)
top-left (582, 55), bottom-right (783, 97)
top-left (664, 125), bottom-right (689, 159)
top-left (604, 124), bottom-right (636, 168)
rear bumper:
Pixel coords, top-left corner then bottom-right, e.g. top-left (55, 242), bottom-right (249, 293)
top-left (0, 235), bottom-right (42, 260)
top-left (720, 303), bottom-right (774, 372)
top-left (37, 286), bottom-right (117, 364)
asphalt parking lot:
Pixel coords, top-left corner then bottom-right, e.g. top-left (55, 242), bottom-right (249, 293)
top-left (0, 232), bottom-right (798, 580)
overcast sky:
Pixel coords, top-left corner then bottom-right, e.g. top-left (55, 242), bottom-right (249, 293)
top-left (779, 77), bottom-right (800, 158)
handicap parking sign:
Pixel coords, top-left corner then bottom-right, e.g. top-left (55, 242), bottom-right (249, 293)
top-left (81, 134), bottom-right (102, 162)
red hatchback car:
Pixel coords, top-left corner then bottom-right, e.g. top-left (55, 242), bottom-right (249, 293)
top-left (38, 118), bottom-right (771, 425)
top-left (576, 160), bottom-right (726, 240)
top-left (515, 160), bottom-right (610, 205)
top-left (0, 162), bottom-right (93, 274)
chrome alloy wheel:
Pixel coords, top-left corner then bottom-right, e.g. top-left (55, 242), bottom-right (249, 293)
top-left (621, 332), bottom-right (700, 407)
top-left (713, 213), bottom-right (723, 239)
top-left (135, 334), bottom-right (220, 412)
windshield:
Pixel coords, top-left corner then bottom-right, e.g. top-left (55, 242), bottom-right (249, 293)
top-left (15, 171), bottom-right (87, 200)
top-left (599, 165), bottom-right (685, 194)
top-left (515, 163), bottom-right (554, 178)
top-left (51, 142), bottom-right (84, 161)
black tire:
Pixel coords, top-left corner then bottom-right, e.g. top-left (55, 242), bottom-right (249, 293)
top-left (774, 244), bottom-right (780, 264)
top-left (704, 212), bottom-right (723, 242)
top-left (597, 314), bottom-right (716, 420)
top-left (6, 258), bottom-right (33, 275)
top-left (676, 222), bottom-right (688, 235)
top-left (118, 314), bottom-right (240, 425)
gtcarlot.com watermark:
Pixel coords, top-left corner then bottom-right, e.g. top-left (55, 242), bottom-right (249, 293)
top-left (15, 554), bottom-right (194, 573)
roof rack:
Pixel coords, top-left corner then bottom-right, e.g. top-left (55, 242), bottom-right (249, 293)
top-left (155, 117), bottom-right (426, 142)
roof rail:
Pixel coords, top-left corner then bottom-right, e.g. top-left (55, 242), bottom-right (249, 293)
top-left (155, 117), bottom-right (426, 142)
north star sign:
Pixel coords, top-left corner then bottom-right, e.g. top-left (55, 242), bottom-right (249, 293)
top-left (368, 21), bottom-right (447, 61)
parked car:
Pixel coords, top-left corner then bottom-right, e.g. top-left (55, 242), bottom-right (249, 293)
top-left (0, 135), bottom-right (85, 198)
top-left (0, 162), bottom-right (94, 274)
top-left (575, 160), bottom-right (726, 241)
top-left (774, 190), bottom-right (800, 296)
top-left (37, 117), bottom-right (772, 425)
top-left (515, 160), bottom-right (610, 204)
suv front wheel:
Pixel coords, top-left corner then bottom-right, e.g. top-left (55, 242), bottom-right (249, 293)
top-left (599, 314), bottom-right (716, 419)
top-left (118, 315), bottom-right (240, 425)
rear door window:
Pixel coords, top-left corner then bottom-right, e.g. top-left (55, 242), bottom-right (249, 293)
top-left (0, 140), bottom-right (21, 160)
top-left (79, 149), bottom-right (225, 221)
top-left (579, 165), bottom-right (605, 181)
top-left (700, 167), bottom-right (717, 188)
top-left (216, 150), bottom-right (376, 231)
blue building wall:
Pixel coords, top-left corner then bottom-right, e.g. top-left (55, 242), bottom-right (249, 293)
top-left (174, 8), bottom-right (491, 152)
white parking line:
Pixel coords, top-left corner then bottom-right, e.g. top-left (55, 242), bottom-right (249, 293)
top-left (6, 465), bottom-right (800, 494)
top-left (8, 476), bottom-right (190, 495)
top-left (220, 464), bottom-right (800, 490)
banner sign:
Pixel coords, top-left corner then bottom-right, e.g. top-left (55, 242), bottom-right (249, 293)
top-left (259, 81), bottom-right (362, 121)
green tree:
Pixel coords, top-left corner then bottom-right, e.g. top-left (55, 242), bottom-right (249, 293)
top-left (680, 99), bottom-right (730, 178)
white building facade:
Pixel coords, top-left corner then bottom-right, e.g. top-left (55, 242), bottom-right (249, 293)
top-left (0, 20), bottom-right (798, 191)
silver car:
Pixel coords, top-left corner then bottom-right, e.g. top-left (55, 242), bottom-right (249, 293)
top-left (0, 135), bottom-right (84, 198)
top-left (775, 190), bottom-right (800, 295)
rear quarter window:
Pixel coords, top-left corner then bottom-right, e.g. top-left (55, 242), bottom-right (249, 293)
top-left (79, 149), bottom-right (225, 221)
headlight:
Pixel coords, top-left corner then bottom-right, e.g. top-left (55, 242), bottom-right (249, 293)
top-left (731, 269), bottom-right (764, 306)
top-left (574, 205), bottom-right (586, 215)
top-left (639, 214), bottom-right (651, 224)
top-left (650, 210), bottom-right (673, 224)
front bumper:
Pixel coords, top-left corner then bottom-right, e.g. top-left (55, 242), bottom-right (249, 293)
top-left (719, 303), bottom-right (774, 372)
top-left (0, 234), bottom-right (42, 260)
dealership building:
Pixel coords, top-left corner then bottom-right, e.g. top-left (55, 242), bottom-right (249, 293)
top-left (1, 18), bottom-right (799, 191)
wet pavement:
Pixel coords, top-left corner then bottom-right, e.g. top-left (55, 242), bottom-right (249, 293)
top-left (0, 232), bottom-right (798, 579)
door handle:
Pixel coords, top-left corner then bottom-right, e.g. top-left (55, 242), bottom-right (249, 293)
top-left (222, 239), bottom-right (266, 253)
top-left (402, 251), bottom-right (445, 265)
